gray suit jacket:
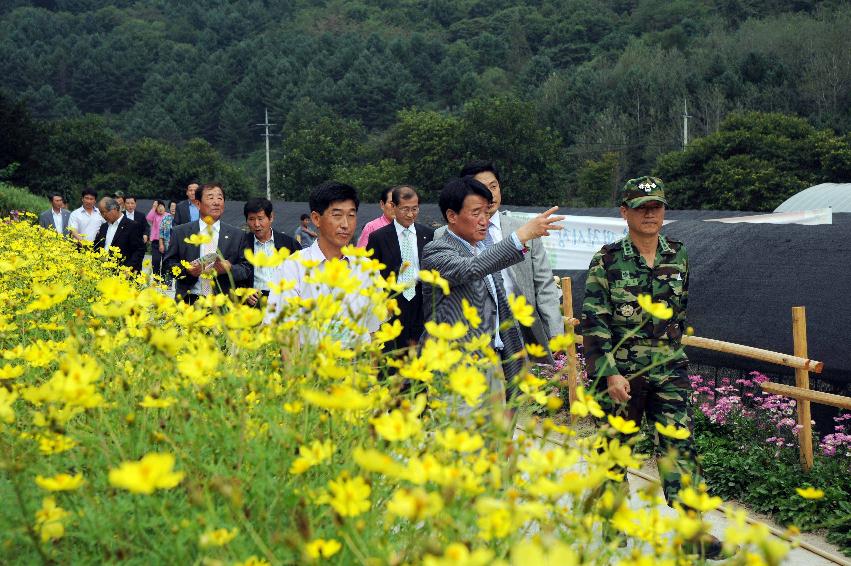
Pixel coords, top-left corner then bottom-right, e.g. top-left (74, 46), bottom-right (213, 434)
top-left (421, 231), bottom-right (526, 394)
top-left (38, 209), bottom-right (71, 236)
top-left (435, 210), bottom-right (563, 355)
top-left (162, 220), bottom-right (251, 299)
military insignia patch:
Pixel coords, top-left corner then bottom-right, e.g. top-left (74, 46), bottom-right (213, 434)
top-left (638, 180), bottom-right (657, 193)
top-left (620, 304), bottom-right (635, 317)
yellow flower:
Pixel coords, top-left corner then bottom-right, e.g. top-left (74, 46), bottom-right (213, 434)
top-left (637, 294), bottom-right (673, 320)
top-left (301, 386), bottom-right (372, 412)
top-left (37, 433), bottom-right (77, 455)
top-left (35, 473), bottom-right (85, 491)
top-left (387, 487), bottom-right (444, 521)
top-left (234, 556), bottom-right (271, 566)
top-left (448, 366), bottom-right (488, 407)
top-left (423, 543), bottom-right (493, 566)
top-left (0, 387), bottom-right (17, 423)
top-left (139, 395), bottom-right (176, 409)
top-left (507, 293), bottom-right (535, 327)
top-left (326, 474), bottom-right (371, 517)
top-left (305, 538), bottom-right (342, 559)
top-left (569, 386), bottom-right (604, 418)
top-left (511, 539), bottom-right (579, 565)
top-left (678, 487), bottom-right (723, 512)
top-left (352, 448), bottom-right (406, 478)
top-left (108, 453), bottom-right (185, 494)
top-left (608, 415), bottom-right (640, 435)
top-left (795, 487), bottom-right (825, 500)
top-left (525, 343), bottom-right (547, 358)
top-left (283, 401), bottom-right (303, 414)
top-left (461, 298), bottom-right (481, 329)
top-left (548, 333), bottom-right (575, 352)
top-left (373, 319), bottom-right (403, 345)
top-left (290, 440), bottom-right (335, 474)
top-left (425, 321), bottom-right (467, 340)
top-left (435, 429), bottom-right (484, 452)
top-left (34, 497), bottom-right (70, 542)
top-left (655, 422), bottom-right (690, 439)
top-left (199, 527), bottom-right (239, 548)
top-left (184, 232), bottom-right (213, 246)
top-left (419, 269), bottom-right (449, 295)
top-left (370, 409), bottom-right (422, 442)
top-left (244, 246), bottom-right (290, 267)
top-left (0, 363), bottom-right (24, 380)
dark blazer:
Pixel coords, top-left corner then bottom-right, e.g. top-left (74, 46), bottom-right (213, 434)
top-left (38, 208), bottom-right (71, 236)
top-left (93, 216), bottom-right (146, 272)
top-left (162, 220), bottom-right (252, 299)
top-left (239, 229), bottom-right (301, 288)
top-left (421, 232), bottom-right (526, 397)
top-left (367, 222), bottom-right (434, 349)
top-left (123, 210), bottom-right (150, 238)
top-left (173, 199), bottom-right (195, 226)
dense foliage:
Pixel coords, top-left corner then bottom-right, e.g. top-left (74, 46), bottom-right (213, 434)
top-left (0, 216), bottom-right (796, 564)
top-left (1, 1), bottom-right (851, 206)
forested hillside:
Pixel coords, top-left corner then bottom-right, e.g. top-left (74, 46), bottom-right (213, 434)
top-left (2, 0), bottom-right (850, 208)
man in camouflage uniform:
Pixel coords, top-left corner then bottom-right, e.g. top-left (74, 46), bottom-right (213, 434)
top-left (582, 176), bottom-right (697, 503)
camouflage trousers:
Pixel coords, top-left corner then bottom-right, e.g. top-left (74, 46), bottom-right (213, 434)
top-left (599, 367), bottom-right (700, 506)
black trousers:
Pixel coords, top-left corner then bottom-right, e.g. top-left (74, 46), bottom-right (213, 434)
top-left (150, 244), bottom-right (163, 276)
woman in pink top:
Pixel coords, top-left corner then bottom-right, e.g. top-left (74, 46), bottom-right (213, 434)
top-left (146, 200), bottom-right (167, 275)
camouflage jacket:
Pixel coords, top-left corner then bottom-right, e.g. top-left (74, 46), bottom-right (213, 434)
top-left (581, 234), bottom-right (689, 380)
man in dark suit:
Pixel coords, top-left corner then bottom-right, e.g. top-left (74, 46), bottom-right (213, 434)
top-left (94, 197), bottom-right (146, 272)
top-left (366, 185), bottom-right (434, 351)
top-left (163, 183), bottom-right (251, 303)
top-left (122, 195), bottom-right (151, 243)
top-left (38, 193), bottom-right (71, 236)
top-left (239, 197), bottom-right (300, 308)
top-left (173, 181), bottom-right (200, 226)
top-left (421, 176), bottom-right (563, 402)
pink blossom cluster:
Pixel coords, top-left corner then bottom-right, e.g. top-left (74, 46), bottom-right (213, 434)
top-left (819, 412), bottom-right (851, 457)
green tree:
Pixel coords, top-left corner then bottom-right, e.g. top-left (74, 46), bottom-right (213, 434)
top-left (576, 152), bottom-right (623, 207)
top-left (459, 96), bottom-right (568, 206)
top-left (334, 159), bottom-right (409, 203)
top-left (654, 111), bottom-right (850, 211)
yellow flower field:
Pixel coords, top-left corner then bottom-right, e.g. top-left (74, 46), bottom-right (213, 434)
top-left (0, 214), bottom-right (789, 564)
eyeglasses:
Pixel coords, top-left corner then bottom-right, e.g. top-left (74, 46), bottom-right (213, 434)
top-left (396, 206), bottom-right (419, 215)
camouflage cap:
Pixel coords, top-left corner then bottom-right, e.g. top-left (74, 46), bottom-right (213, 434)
top-left (620, 176), bottom-right (668, 208)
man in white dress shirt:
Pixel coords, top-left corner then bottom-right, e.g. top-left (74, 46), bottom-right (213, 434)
top-left (264, 181), bottom-right (380, 345)
top-left (68, 188), bottom-right (104, 243)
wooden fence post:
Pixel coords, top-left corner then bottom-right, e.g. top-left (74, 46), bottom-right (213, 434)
top-left (561, 277), bottom-right (578, 422)
top-left (792, 306), bottom-right (814, 472)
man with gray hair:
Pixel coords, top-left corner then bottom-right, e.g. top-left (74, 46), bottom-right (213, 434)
top-left (93, 197), bottom-right (146, 272)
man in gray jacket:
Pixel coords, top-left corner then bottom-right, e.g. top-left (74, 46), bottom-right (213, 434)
top-left (422, 176), bottom-right (563, 400)
top-left (38, 193), bottom-right (71, 236)
top-left (433, 161), bottom-right (565, 361)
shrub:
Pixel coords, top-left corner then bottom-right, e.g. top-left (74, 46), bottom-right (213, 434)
top-left (0, 182), bottom-right (49, 214)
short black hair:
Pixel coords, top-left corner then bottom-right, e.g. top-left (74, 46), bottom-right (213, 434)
top-left (300, 213), bottom-right (310, 221)
top-left (309, 181), bottom-right (359, 215)
top-left (460, 160), bottom-right (501, 184)
top-left (81, 187), bottom-right (97, 198)
top-left (49, 193), bottom-right (64, 202)
top-left (391, 185), bottom-right (419, 206)
top-left (379, 186), bottom-right (394, 204)
top-left (244, 197), bottom-right (273, 218)
top-left (439, 176), bottom-right (492, 221)
top-left (196, 183), bottom-right (224, 201)
top-left (124, 195), bottom-right (136, 202)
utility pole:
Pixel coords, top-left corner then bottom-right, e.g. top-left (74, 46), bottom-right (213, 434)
top-left (682, 97), bottom-right (691, 149)
top-left (257, 109), bottom-right (276, 200)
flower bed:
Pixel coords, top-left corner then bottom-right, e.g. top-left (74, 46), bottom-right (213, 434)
top-left (0, 215), bottom-right (792, 564)
top-left (690, 372), bottom-right (851, 554)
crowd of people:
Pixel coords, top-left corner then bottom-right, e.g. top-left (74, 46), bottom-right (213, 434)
top-left (35, 161), bottom-right (722, 559)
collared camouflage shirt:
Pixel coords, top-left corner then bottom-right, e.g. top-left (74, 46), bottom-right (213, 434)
top-left (581, 234), bottom-right (689, 380)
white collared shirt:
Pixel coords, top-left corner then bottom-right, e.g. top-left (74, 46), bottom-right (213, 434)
top-left (487, 212), bottom-right (518, 299)
top-left (394, 219), bottom-right (420, 270)
top-left (252, 233), bottom-right (276, 291)
top-left (68, 206), bottom-right (103, 242)
top-left (104, 218), bottom-right (121, 250)
top-left (189, 219), bottom-right (221, 295)
top-left (52, 209), bottom-right (64, 235)
top-left (264, 241), bottom-right (380, 344)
